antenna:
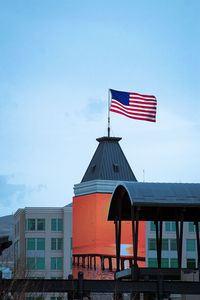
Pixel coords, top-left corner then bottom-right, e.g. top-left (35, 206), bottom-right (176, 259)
top-left (143, 169), bottom-right (145, 182)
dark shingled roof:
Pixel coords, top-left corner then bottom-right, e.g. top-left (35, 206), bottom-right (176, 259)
top-left (81, 136), bottom-right (137, 182)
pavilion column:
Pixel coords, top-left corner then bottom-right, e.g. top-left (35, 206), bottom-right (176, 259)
top-left (115, 218), bottom-right (121, 272)
top-left (155, 220), bottom-right (163, 268)
top-left (131, 206), bottom-right (140, 282)
top-left (194, 221), bottom-right (200, 281)
top-left (176, 218), bottom-right (184, 269)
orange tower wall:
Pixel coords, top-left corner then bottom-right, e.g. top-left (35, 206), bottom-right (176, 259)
top-left (73, 192), bottom-right (146, 266)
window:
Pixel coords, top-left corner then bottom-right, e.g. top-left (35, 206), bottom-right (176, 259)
top-left (27, 257), bottom-right (35, 270)
top-left (150, 221), bottom-right (156, 231)
top-left (37, 238), bottom-right (45, 250)
top-left (27, 238), bottom-right (35, 250)
top-left (113, 163), bottom-right (119, 172)
top-left (27, 257), bottom-right (45, 270)
top-left (161, 258), bottom-right (169, 268)
top-left (51, 218), bottom-right (63, 231)
top-left (27, 219), bottom-right (35, 231)
top-left (162, 239), bottom-right (169, 251)
top-left (165, 222), bottom-right (176, 232)
top-left (26, 238), bottom-right (45, 250)
top-left (36, 257), bottom-right (45, 270)
top-left (51, 238), bottom-right (63, 250)
top-left (170, 259), bottom-right (178, 268)
top-left (188, 222), bottom-right (200, 233)
top-left (170, 239), bottom-right (177, 251)
top-left (51, 257), bottom-right (63, 270)
top-left (186, 239), bottom-right (196, 251)
top-left (148, 238), bottom-right (156, 250)
top-left (148, 258), bottom-right (157, 268)
top-left (37, 219), bottom-right (45, 231)
top-left (187, 258), bottom-right (196, 269)
top-left (188, 222), bottom-right (195, 232)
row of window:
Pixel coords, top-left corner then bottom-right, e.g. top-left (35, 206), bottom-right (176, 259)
top-left (148, 258), bottom-right (196, 269)
top-left (150, 221), bottom-right (200, 233)
top-left (148, 238), bottom-right (196, 251)
top-left (27, 257), bottom-right (63, 270)
top-left (148, 238), bottom-right (177, 251)
top-left (26, 218), bottom-right (63, 231)
top-left (26, 238), bottom-right (63, 251)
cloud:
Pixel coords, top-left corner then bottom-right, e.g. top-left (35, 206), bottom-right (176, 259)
top-left (83, 98), bottom-right (106, 121)
top-left (0, 175), bottom-right (47, 216)
top-left (0, 175), bottom-right (27, 206)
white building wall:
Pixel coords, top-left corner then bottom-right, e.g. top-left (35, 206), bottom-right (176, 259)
top-left (14, 206), bottom-right (72, 280)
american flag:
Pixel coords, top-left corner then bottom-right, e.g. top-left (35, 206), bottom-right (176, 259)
top-left (110, 89), bottom-right (157, 122)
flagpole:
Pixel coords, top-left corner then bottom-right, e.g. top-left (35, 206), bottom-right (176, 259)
top-left (108, 89), bottom-right (111, 137)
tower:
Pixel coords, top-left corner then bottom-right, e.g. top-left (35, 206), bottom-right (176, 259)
top-left (72, 136), bottom-right (145, 277)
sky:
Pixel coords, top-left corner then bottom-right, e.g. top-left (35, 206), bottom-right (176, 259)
top-left (0, 0), bottom-right (200, 216)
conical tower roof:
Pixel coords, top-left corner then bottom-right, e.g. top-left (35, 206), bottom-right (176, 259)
top-left (81, 136), bottom-right (137, 182)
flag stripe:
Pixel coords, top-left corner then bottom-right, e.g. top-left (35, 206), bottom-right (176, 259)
top-left (130, 102), bottom-right (157, 109)
top-left (110, 89), bottom-right (157, 122)
top-left (130, 99), bottom-right (157, 105)
top-left (130, 92), bottom-right (156, 99)
top-left (111, 104), bottom-right (155, 117)
top-left (111, 100), bottom-right (156, 114)
top-left (110, 108), bottom-right (156, 121)
top-left (130, 96), bottom-right (156, 102)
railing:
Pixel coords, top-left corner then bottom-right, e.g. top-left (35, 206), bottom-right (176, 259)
top-left (73, 253), bottom-right (145, 271)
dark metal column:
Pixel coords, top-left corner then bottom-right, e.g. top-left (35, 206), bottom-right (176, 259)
top-left (133, 208), bottom-right (139, 268)
top-left (195, 221), bottom-right (200, 281)
top-left (176, 220), bottom-right (183, 269)
top-left (155, 221), bottom-right (163, 268)
top-left (115, 218), bottom-right (121, 272)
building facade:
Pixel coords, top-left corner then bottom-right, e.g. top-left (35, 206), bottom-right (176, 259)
top-left (146, 220), bottom-right (199, 269)
top-left (14, 206), bottom-right (72, 280)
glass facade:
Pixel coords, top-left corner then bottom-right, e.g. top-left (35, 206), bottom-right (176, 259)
top-left (165, 221), bottom-right (176, 232)
top-left (170, 239), bottom-right (177, 251)
top-left (27, 219), bottom-right (35, 231)
top-left (170, 258), bottom-right (178, 268)
top-left (26, 238), bottom-right (45, 250)
top-left (27, 257), bottom-right (45, 270)
top-left (37, 219), bottom-right (45, 231)
top-left (186, 239), bottom-right (196, 251)
top-left (27, 238), bottom-right (35, 250)
top-left (51, 257), bottom-right (63, 270)
top-left (150, 221), bottom-right (156, 231)
top-left (162, 239), bottom-right (168, 251)
top-left (161, 258), bottom-right (169, 268)
top-left (51, 218), bottom-right (63, 231)
top-left (37, 238), bottom-right (45, 250)
top-left (51, 238), bottom-right (63, 250)
top-left (148, 258), bottom-right (158, 268)
top-left (187, 258), bottom-right (196, 268)
top-left (148, 238), bottom-right (156, 250)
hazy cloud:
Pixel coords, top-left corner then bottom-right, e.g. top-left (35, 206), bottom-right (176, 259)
top-left (83, 98), bottom-right (106, 120)
top-left (0, 175), bottom-right (27, 206)
top-left (0, 175), bottom-right (47, 215)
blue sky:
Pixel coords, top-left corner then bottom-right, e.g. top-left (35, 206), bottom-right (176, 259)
top-left (0, 0), bottom-right (200, 216)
